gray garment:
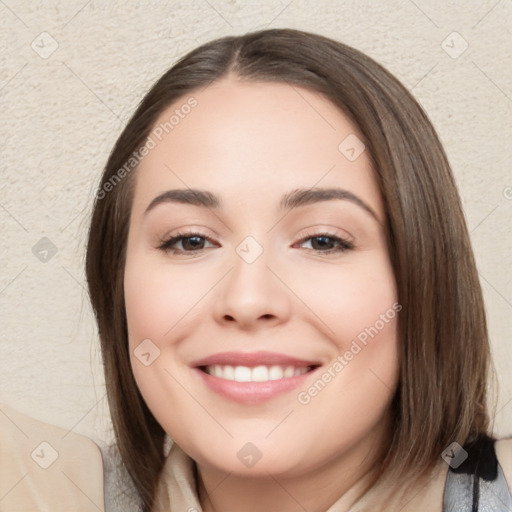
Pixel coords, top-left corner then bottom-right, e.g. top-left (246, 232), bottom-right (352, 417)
top-left (443, 462), bottom-right (512, 511)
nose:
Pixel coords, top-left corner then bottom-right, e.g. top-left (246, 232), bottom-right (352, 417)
top-left (213, 245), bottom-right (292, 330)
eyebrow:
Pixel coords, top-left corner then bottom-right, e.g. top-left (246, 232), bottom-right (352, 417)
top-left (144, 187), bottom-right (380, 222)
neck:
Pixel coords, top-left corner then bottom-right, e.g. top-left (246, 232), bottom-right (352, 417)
top-left (196, 424), bottom-right (389, 512)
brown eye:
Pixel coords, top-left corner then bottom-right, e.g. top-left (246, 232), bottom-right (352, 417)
top-left (296, 233), bottom-right (354, 254)
top-left (158, 232), bottom-right (217, 254)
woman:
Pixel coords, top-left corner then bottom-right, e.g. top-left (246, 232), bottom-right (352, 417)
top-left (85, 28), bottom-right (512, 511)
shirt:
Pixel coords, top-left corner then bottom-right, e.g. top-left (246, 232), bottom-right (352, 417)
top-left (3, 401), bottom-right (510, 512)
top-left (0, 403), bottom-right (105, 512)
top-left (153, 437), bottom-right (512, 512)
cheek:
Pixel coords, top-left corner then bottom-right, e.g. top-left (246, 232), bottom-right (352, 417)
top-left (124, 254), bottom-right (214, 345)
top-left (290, 255), bottom-right (398, 347)
top-left (291, 279), bottom-right (400, 462)
top-left (290, 253), bottom-right (400, 412)
top-left (123, 253), bottom-right (217, 420)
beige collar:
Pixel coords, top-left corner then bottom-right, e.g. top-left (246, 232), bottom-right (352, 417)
top-left (153, 442), bottom-right (448, 512)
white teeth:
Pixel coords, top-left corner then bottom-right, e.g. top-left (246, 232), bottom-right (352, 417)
top-left (269, 366), bottom-right (284, 380)
top-left (223, 365), bottom-right (235, 380)
top-left (204, 364), bottom-right (311, 382)
top-left (234, 366), bottom-right (252, 382)
top-left (284, 366), bottom-right (294, 378)
top-left (252, 365), bottom-right (269, 382)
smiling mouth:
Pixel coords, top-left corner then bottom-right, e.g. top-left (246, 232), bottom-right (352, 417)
top-left (192, 351), bottom-right (322, 403)
top-left (199, 364), bottom-right (318, 383)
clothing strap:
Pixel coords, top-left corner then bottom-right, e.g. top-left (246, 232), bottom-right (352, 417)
top-left (443, 435), bottom-right (512, 511)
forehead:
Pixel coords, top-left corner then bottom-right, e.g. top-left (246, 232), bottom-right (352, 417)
top-left (132, 77), bottom-right (383, 219)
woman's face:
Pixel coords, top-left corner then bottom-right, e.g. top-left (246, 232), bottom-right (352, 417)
top-left (124, 77), bottom-right (400, 477)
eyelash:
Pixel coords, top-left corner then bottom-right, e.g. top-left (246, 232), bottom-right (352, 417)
top-left (157, 230), bottom-right (354, 256)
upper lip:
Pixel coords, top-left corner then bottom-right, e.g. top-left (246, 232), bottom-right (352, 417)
top-left (191, 351), bottom-right (320, 368)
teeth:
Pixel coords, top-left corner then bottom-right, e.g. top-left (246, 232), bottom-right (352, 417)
top-left (234, 366), bottom-right (252, 382)
top-left (223, 365), bottom-right (235, 380)
top-left (269, 365), bottom-right (284, 380)
top-left (284, 366), bottom-right (295, 378)
top-left (252, 365), bottom-right (269, 382)
top-left (204, 365), bottom-right (310, 382)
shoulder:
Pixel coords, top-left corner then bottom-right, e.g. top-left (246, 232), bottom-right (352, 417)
top-left (0, 402), bottom-right (105, 511)
top-left (495, 437), bottom-right (512, 494)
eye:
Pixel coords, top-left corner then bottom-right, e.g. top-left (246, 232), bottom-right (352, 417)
top-left (157, 230), bottom-right (354, 256)
top-left (158, 231), bottom-right (218, 254)
top-left (294, 231), bottom-right (354, 254)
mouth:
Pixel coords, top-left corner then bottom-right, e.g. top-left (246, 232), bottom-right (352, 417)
top-left (191, 352), bottom-right (321, 404)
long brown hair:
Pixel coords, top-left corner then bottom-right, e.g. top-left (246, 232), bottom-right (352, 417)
top-left (85, 28), bottom-right (493, 510)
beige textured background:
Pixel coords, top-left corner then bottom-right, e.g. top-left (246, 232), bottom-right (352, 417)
top-left (1, 1), bottom-right (511, 510)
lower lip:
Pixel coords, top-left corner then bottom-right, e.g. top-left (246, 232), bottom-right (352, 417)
top-left (194, 368), bottom-right (317, 404)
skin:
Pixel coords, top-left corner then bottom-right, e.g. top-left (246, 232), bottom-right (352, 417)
top-left (124, 77), bottom-right (400, 512)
